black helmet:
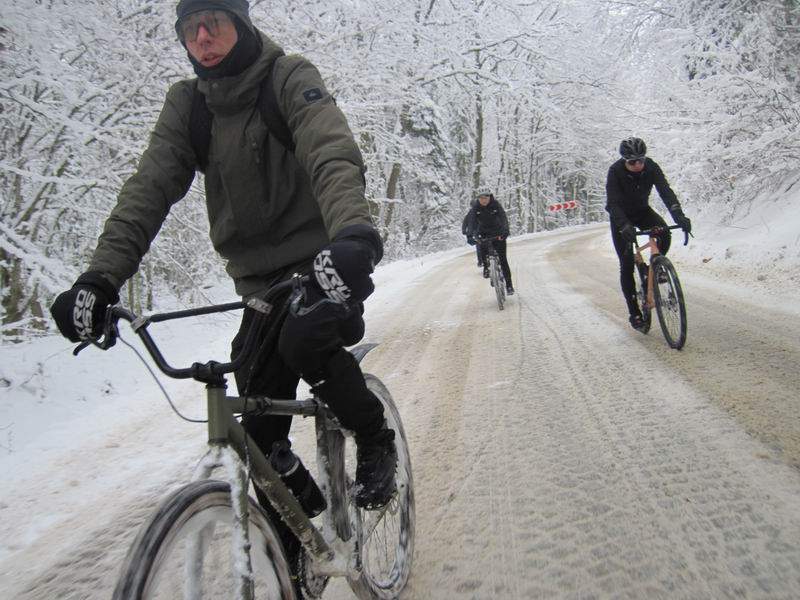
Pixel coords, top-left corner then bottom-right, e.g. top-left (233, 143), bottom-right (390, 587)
top-left (619, 137), bottom-right (647, 160)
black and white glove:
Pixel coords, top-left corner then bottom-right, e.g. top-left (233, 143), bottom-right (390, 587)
top-left (50, 272), bottom-right (119, 342)
top-left (466, 235), bottom-right (476, 246)
top-left (619, 222), bottom-right (637, 245)
top-left (313, 225), bottom-right (383, 304)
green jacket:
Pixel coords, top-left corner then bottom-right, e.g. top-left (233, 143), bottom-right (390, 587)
top-left (89, 32), bottom-right (375, 297)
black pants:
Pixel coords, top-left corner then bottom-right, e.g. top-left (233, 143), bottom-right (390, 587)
top-left (610, 207), bottom-right (670, 315)
top-left (480, 238), bottom-right (513, 288)
top-left (231, 288), bottom-right (383, 452)
top-left (230, 285), bottom-right (384, 521)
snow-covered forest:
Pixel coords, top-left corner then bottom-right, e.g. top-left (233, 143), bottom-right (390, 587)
top-left (2, 0), bottom-right (799, 339)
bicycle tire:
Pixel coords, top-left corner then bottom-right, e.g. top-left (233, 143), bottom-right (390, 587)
top-left (634, 261), bottom-right (652, 334)
top-left (652, 256), bottom-right (687, 349)
top-left (343, 374), bottom-right (416, 600)
top-left (113, 480), bottom-right (296, 600)
top-left (491, 259), bottom-right (505, 310)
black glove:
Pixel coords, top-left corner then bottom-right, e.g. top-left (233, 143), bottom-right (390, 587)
top-left (619, 222), bottom-right (637, 245)
top-left (467, 235), bottom-right (476, 246)
top-left (313, 225), bottom-right (382, 304)
top-left (674, 214), bottom-right (692, 234)
top-left (50, 272), bottom-right (120, 342)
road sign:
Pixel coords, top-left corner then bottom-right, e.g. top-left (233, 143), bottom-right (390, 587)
top-left (548, 201), bottom-right (578, 211)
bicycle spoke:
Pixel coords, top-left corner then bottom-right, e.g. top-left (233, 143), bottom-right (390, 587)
top-left (653, 257), bottom-right (687, 349)
top-left (339, 375), bottom-right (415, 598)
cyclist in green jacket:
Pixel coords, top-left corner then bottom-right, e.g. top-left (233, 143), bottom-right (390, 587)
top-left (49, 0), bottom-right (396, 581)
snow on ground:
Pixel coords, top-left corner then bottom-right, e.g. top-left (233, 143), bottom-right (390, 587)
top-left (0, 183), bottom-right (798, 591)
top-left (681, 172), bottom-right (800, 304)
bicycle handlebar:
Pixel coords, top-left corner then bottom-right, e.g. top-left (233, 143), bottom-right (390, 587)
top-left (635, 225), bottom-right (691, 246)
top-left (73, 274), bottom-right (312, 383)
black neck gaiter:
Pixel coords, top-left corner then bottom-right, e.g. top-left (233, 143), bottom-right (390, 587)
top-left (188, 19), bottom-right (261, 80)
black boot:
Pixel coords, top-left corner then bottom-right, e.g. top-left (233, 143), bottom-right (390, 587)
top-left (629, 313), bottom-right (645, 330)
top-left (355, 421), bottom-right (397, 509)
top-left (310, 350), bottom-right (396, 509)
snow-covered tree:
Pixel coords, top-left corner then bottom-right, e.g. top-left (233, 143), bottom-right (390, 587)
top-left (2, 0), bottom-right (798, 338)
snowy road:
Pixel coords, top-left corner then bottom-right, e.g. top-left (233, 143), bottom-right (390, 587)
top-left (3, 225), bottom-right (800, 598)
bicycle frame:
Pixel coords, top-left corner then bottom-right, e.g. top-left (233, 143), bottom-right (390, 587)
top-left (192, 385), bottom-right (376, 599)
top-left (633, 225), bottom-right (688, 310)
top-left (78, 275), bottom-right (370, 596)
top-left (476, 236), bottom-right (504, 278)
top-left (477, 236), bottom-right (506, 309)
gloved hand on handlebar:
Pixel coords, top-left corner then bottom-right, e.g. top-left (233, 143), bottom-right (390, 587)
top-left (619, 222), bottom-right (637, 245)
top-left (50, 272), bottom-right (120, 342)
top-left (466, 235), bottom-right (476, 246)
top-left (313, 224), bottom-right (383, 304)
top-left (673, 212), bottom-right (692, 234)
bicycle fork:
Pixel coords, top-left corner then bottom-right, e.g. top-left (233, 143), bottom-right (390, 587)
top-left (194, 386), bottom-right (357, 591)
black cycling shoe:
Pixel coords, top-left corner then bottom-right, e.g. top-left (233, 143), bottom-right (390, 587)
top-left (629, 314), bottom-right (645, 330)
top-left (355, 425), bottom-right (397, 510)
top-left (506, 285), bottom-right (515, 295)
top-left (482, 267), bottom-right (490, 278)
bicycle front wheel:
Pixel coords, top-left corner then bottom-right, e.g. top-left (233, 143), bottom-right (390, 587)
top-left (113, 480), bottom-right (296, 600)
top-left (652, 256), bottom-right (687, 349)
top-left (345, 374), bottom-right (416, 600)
top-left (491, 261), bottom-right (505, 310)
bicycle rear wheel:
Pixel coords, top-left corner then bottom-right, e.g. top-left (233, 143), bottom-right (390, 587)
top-left (340, 375), bottom-right (415, 600)
top-left (652, 256), bottom-right (687, 349)
top-left (634, 261), bottom-right (652, 334)
top-left (113, 480), bottom-right (295, 600)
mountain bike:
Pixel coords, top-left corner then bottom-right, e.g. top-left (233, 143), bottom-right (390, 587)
top-left (74, 274), bottom-right (415, 600)
top-left (477, 236), bottom-right (506, 311)
top-left (632, 225), bottom-right (689, 350)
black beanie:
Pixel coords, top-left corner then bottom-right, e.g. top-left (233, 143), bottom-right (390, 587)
top-left (175, 0), bottom-right (254, 37)
top-left (176, 0), bottom-right (261, 79)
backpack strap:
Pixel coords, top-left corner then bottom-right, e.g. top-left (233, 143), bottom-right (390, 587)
top-left (189, 79), bottom-right (213, 173)
top-left (188, 52), bottom-right (295, 174)
top-left (258, 52), bottom-right (296, 154)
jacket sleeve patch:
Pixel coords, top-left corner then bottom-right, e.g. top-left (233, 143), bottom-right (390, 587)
top-left (302, 88), bottom-right (323, 103)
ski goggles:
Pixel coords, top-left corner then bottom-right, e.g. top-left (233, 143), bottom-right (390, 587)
top-left (177, 10), bottom-right (233, 43)
top-left (625, 157), bottom-right (646, 166)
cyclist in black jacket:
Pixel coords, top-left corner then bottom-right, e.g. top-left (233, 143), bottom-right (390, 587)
top-left (606, 137), bottom-right (692, 329)
top-left (466, 187), bottom-right (515, 295)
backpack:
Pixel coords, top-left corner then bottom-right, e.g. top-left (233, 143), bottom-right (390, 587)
top-left (189, 53), bottom-right (295, 173)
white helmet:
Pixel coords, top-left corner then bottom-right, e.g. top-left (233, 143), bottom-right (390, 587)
top-left (476, 186), bottom-right (492, 198)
